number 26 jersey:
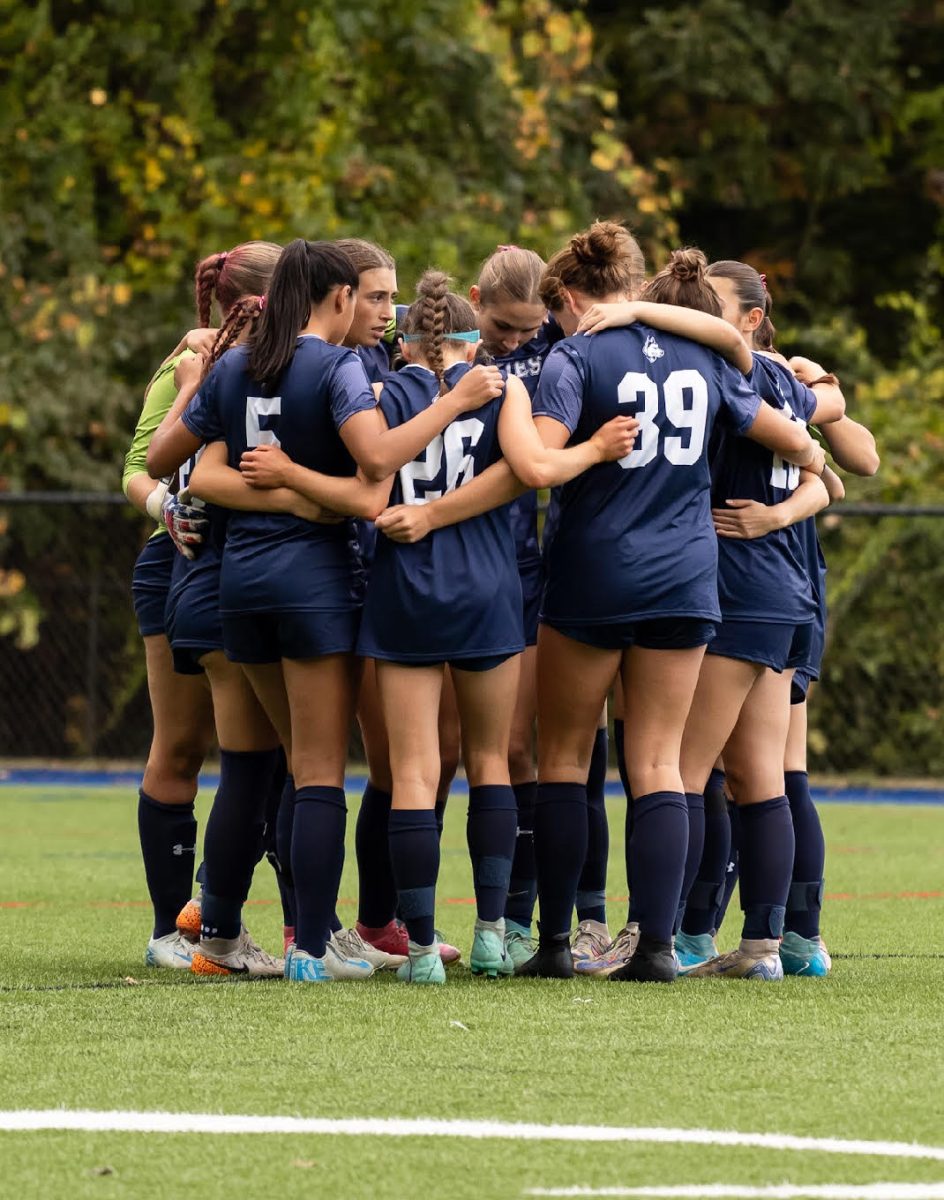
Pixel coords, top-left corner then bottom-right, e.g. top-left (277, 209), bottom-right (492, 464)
top-left (533, 326), bottom-right (761, 626)
top-left (357, 362), bottom-right (524, 663)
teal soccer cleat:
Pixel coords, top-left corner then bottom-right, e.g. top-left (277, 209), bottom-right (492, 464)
top-left (675, 931), bottom-right (719, 975)
top-left (780, 931), bottom-right (832, 977)
top-left (470, 921), bottom-right (514, 978)
top-left (397, 942), bottom-right (447, 985)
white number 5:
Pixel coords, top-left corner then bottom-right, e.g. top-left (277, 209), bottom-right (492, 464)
top-left (246, 395), bottom-right (281, 447)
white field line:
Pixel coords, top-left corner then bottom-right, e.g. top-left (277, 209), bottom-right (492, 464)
top-left (526, 1186), bottom-right (944, 1199)
top-left (0, 1112), bottom-right (943, 1168)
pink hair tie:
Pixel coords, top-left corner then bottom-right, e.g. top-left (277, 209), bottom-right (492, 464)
top-left (497, 244), bottom-right (521, 253)
top-left (257, 295), bottom-right (266, 310)
top-left (218, 252), bottom-right (228, 268)
top-left (759, 272), bottom-right (768, 290)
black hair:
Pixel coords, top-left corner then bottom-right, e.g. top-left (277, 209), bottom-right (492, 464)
top-left (248, 239), bottom-right (359, 389)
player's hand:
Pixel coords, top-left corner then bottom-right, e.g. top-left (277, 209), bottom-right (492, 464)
top-left (447, 364), bottom-right (504, 411)
top-left (589, 415), bottom-right (639, 462)
top-left (375, 504), bottom-right (434, 543)
top-left (240, 444), bottom-right (294, 489)
top-left (711, 498), bottom-right (781, 540)
top-left (184, 328), bottom-right (219, 358)
top-left (174, 352), bottom-right (206, 392)
top-left (577, 302), bottom-right (639, 335)
top-left (788, 355), bottom-right (827, 385)
top-left (161, 492), bottom-right (208, 560)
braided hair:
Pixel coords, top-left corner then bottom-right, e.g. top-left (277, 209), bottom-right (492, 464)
top-left (401, 270), bottom-right (477, 395)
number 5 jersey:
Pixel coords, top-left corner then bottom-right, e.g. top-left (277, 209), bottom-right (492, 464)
top-left (357, 362), bottom-right (524, 664)
top-left (532, 325), bottom-right (762, 628)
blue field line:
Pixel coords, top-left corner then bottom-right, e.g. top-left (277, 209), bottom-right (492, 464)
top-left (1, 767), bottom-right (942, 806)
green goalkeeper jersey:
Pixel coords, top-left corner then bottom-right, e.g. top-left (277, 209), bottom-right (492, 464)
top-left (122, 350), bottom-right (192, 538)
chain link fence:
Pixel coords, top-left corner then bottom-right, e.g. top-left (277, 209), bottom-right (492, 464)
top-left (1, 496), bottom-right (942, 778)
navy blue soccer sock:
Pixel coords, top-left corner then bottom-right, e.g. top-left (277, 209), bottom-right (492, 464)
top-left (434, 797), bottom-right (447, 839)
top-left (785, 770), bottom-right (825, 939)
top-left (202, 747), bottom-right (280, 915)
top-left (533, 782), bottom-right (588, 940)
top-left (738, 795), bottom-right (795, 941)
top-left (466, 785), bottom-right (516, 923)
top-left (274, 773), bottom-right (296, 928)
top-left (577, 728), bottom-right (609, 924)
top-left (262, 749), bottom-right (294, 928)
top-left (674, 790), bottom-right (706, 934)
top-left (504, 781), bottom-right (537, 929)
top-left (292, 786), bottom-right (347, 958)
top-left (388, 808), bottom-right (440, 947)
top-left (626, 791), bottom-right (688, 944)
top-left (715, 799), bottom-right (740, 931)
top-left (355, 782), bottom-right (397, 929)
top-left (137, 790), bottom-right (197, 939)
top-left (682, 769), bottom-right (731, 936)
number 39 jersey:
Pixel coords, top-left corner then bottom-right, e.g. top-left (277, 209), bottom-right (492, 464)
top-left (357, 362), bottom-right (524, 663)
top-left (533, 325), bottom-right (761, 625)
top-left (182, 336), bottom-right (376, 614)
top-left (709, 353), bottom-right (819, 624)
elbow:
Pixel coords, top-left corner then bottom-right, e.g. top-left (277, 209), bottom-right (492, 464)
top-left (514, 463), bottom-right (549, 490)
top-left (359, 492), bottom-right (388, 522)
top-left (360, 457), bottom-right (390, 484)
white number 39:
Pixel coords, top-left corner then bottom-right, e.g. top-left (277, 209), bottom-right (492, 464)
top-left (617, 369), bottom-right (708, 469)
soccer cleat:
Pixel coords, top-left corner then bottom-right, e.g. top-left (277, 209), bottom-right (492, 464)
top-left (675, 931), bottom-right (719, 975)
top-left (396, 942), bottom-right (446, 985)
top-left (574, 921), bottom-right (639, 976)
top-left (503, 920), bottom-right (536, 970)
top-left (515, 931), bottom-right (574, 979)
top-left (608, 934), bottom-right (677, 984)
top-left (357, 919), bottom-right (460, 966)
top-left (190, 928), bottom-right (284, 978)
top-left (687, 937), bottom-right (784, 981)
top-left (434, 928), bottom-right (462, 966)
top-left (175, 897), bottom-right (202, 944)
top-left (571, 919), bottom-right (611, 968)
top-left (780, 931), bottom-right (832, 977)
top-left (286, 942), bottom-right (374, 983)
top-left (470, 921), bottom-right (514, 979)
top-left (283, 941), bottom-right (295, 978)
top-left (331, 926), bottom-right (405, 970)
top-left (145, 930), bottom-right (197, 969)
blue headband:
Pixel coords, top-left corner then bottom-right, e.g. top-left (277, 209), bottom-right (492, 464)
top-left (402, 330), bottom-right (480, 343)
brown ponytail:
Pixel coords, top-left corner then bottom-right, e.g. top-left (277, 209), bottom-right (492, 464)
top-left (705, 259), bottom-right (777, 349)
top-left (401, 270), bottom-right (478, 396)
top-left (642, 247), bottom-right (722, 316)
top-left (194, 252), bottom-right (227, 328)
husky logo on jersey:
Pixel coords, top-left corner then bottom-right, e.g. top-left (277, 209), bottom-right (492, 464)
top-left (642, 335), bottom-right (664, 364)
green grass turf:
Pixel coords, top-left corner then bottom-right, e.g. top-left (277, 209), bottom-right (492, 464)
top-left (1, 785), bottom-right (943, 1199)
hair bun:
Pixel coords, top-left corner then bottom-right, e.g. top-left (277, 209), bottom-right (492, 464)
top-left (570, 221), bottom-right (626, 268)
top-left (667, 247), bottom-right (708, 284)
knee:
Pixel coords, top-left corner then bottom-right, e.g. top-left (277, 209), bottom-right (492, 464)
top-left (463, 750), bottom-right (510, 788)
top-left (148, 737), bottom-right (206, 788)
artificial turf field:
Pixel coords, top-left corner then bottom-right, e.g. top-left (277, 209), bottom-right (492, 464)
top-left (1, 784), bottom-right (942, 1200)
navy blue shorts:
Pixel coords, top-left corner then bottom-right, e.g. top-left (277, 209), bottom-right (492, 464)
top-left (387, 651), bottom-right (518, 673)
top-left (708, 620), bottom-right (814, 673)
top-left (518, 558), bottom-right (543, 648)
top-left (222, 608), bottom-right (360, 664)
top-left (543, 617), bottom-right (717, 652)
top-left (165, 565), bottom-right (223, 676)
top-left (791, 668), bottom-right (814, 704)
top-left (131, 535), bottom-right (176, 637)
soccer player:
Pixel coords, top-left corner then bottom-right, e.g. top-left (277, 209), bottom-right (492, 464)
top-left (520, 226), bottom-right (825, 982)
top-left (359, 269), bottom-right (638, 984)
top-left (122, 242), bottom-right (279, 969)
top-left (656, 254), bottom-right (845, 981)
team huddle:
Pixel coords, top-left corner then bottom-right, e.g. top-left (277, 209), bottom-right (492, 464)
top-left (122, 222), bottom-right (879, 986)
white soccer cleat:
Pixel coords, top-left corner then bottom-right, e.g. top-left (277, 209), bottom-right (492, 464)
top-left (330, 926), bottom-right (405, 970)
top-left (287, 942), bottom-right (375, 982)
top-left (190, 928), bottom-right (284, 978)
top-left (145, 930), bottom-right (197, 970)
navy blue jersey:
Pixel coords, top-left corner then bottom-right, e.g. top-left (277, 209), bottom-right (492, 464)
top-left (795, 512), bottom-right (828, 673)
top-left (710, 354), bottom-right (819, 624)
top-left (182, 336), bottom-right (375, 614)
top-left (358, 362), bottom-right (523, 662)
top-left (533, 326), bottom-right (761, 624)
top-left (493, 317), bottom-right (564, 567)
